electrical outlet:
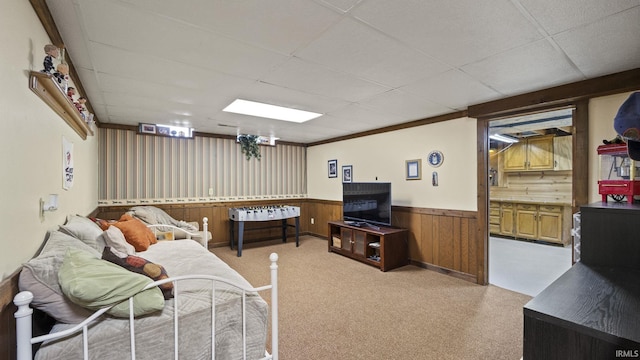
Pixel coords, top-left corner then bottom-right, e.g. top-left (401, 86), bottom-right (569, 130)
top-left (208, 188), bottom-right (214, 196)
top-left (311, 218), bottom-right (315, 225)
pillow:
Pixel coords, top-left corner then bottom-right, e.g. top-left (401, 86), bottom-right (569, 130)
top-left (112, 214), bottom-right (157, 251)
top-left (102, 247), bottom-right (173, 299)
top-left (19, 231), bottom-right (100, 323)
top-left (58, 214), bottom-right (103, 250)
top-left (91, 217), bottom-right (116, 231)
top-left (58, 248), bottom-right (165, 317)
top-left (98, 226), bottom-right (135, 257)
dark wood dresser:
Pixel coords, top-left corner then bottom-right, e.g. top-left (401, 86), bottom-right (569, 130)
top-left (523, 202), bottom-right (640, 360)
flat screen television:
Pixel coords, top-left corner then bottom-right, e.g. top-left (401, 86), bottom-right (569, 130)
top-left (342, 182), bottom-right (392, 228)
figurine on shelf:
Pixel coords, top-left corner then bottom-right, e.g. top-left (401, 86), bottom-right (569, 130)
top-left (75, 96), bottom-right (87, 119)
top-left (55, 63), bottom-right (69, 87)
top-left (41, 44), bottom-right (59, 74)
top-left (66, 86), bottom-right (76, 102)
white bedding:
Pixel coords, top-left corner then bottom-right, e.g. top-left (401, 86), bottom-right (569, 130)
top-left (34, 240), bottom-right (269, 360)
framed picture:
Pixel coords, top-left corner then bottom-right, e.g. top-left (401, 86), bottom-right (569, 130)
top-left (406, 159), bottom-right (422, 180)
top-left (342, 165), bottom-right (352, 183)
top-left (139, 123), bottom-right (156, 134)
top-left (328, 159), bottom-right (338, 178)
top-left (157, 126), bottom-right (170, 136)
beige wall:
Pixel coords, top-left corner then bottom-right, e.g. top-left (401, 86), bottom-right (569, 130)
top-left (307, 117), bottom-right (478, 212)
top-left (588, 91), bottom-right (636, 203)
top-left (0, 0), bottom-right (99, 279)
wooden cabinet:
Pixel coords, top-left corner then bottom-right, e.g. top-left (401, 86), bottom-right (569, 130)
top-left (503, 136), bottom-right (554, 171)
top-left (515, 204), bottom-right (563, 242)
top-left (515, 203), bottom-right (538, 239)
top-left (490, 201), bottom-right (567, 244)
top-left (489, 202), bottom-right (500, 234)
top-left (537, 205), bottom-right (563, 243)
top-left (499, 202), bottom-right (515, 236)
top-left (328, 221), bottom-right (408, 272)
top-left (553, 135), bottom-right (572, 171)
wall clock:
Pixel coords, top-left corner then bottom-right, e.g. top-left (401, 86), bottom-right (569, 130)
top-left (427, 150), bottom-right (444, 167)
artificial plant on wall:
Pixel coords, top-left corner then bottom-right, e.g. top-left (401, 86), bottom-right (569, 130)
top-left (237, 134), bottom-right (261, 160)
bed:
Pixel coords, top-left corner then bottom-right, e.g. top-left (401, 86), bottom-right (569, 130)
top-left (11, 214), bottom-right (279, 360)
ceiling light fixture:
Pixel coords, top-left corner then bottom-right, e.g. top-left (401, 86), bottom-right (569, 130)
top-left (489, 133), bottom-right (519, 143)
top-left (223, 99), bottom-right (322, 123)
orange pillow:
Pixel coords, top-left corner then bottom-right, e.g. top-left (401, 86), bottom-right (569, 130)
top-left (112, 214), bottom-right (156, 251)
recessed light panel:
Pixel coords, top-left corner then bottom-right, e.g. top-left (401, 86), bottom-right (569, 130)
top-left (223, 99), bottom-right (322, 123)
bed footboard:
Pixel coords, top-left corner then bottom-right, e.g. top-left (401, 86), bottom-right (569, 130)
top-left (14, 253), bottom-right (279, 360)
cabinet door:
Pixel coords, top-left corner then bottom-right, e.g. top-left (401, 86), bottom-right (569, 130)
top-left (538, 205), bottom-right (563, 243)
top-left (500, 203), bottom-right (515, 235)
top-left (353, 230), bottom-right (366, 256)
top-left (527, 137), bottom-right (554, 170)
top-left (516, 204), bottom-right (537, 239)
top-left (341, 228), bottom-right (353, 252)
top-left (503, 142), bottom-right (527, 171)
top-left (554, 136), bottom-right (572, 171)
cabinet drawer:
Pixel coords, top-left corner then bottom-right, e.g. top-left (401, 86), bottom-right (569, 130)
top-left (489, 208), bottom-right (500, 216)
top-left (501, 203), bottom-right (513, 209)
top-left (490, 202), bottom-right (500, 209)
top-left (489, 224), bottom-right (500, 234)
top-left (539, 205), bottom-right (562, 213)
top-left (517, 204), bottom-right (537, 211)
top-left (489, 215), bottom-right (500, 224)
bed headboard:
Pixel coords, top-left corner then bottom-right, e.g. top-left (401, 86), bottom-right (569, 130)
top-left (0, 269), bottom-right (20, 360)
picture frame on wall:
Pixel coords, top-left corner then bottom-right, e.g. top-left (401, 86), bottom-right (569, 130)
top-left (139, 123), bottom-right (156, 134)
top-left (406, 159), bottom-right (422, 180)
top-left (342, 165), bottom-right (352, 183)
top-left (328, 159), bottom-right (338, 178)
top-left (157, 126), bottom-right (170, 136)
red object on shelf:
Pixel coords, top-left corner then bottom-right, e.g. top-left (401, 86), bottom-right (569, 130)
top-left (597, 143), bottom-right (639, 203)
top-left (597, 143), bottom-right (628, 155)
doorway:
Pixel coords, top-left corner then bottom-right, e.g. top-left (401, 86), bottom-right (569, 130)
top-left (487, 108), bottom-right (574, 296)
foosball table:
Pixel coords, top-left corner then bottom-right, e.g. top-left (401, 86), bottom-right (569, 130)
top-left (228, 205), bottom-right (301, 257)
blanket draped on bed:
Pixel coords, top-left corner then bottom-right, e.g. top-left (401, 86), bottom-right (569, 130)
top-left (34, 240), bottom-right (268, 360)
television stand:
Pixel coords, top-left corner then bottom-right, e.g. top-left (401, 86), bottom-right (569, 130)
top-left (328, 221), bottom-right (408, 271)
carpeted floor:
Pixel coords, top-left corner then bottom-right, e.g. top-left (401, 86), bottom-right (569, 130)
top-left (212, 236), bottom-right (532, 360)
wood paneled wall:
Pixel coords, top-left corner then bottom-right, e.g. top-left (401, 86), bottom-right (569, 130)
top-left (393, 207), bottom-right (480, 283)
top-left (97, 201), bottom-right (481, 282)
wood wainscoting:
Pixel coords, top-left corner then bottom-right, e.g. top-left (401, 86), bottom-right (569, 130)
top-left (393, 206), bottom-right (482, 284)
top-left (96, 201), bottom-right (482, 283)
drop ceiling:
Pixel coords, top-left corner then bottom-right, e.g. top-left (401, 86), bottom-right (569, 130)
top-left (45, 0), bottom-right (640, 144)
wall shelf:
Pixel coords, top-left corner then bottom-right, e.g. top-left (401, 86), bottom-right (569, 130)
top-left (28, 70), bottom-right (93, 140)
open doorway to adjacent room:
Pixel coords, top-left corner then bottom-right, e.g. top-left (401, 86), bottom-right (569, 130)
top-left (487, 108), bottom-right (574, 296)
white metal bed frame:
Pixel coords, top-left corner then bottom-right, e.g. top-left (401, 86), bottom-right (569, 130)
top-left (13, 252), bottom-right (279, 360)
top-left (146, 217), bottom-right (210, 248)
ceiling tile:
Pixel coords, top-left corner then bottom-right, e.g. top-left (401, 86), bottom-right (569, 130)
top-left (78, 1), bottom-right (290, 79)
top-left (553, 7), bottom-right (640, 77)
top-left (519, 0), bottom-right (640, 35)
top-left (295, 17), bottom-right (451, 87)
top-left (261, 57), bottom-right (391, 102)
top-left (353, 0), bottom-right (543, 67)
top-left (461, 39), bottom-right (586, 95)
top-left (358, 89), bottom-right (454, 121)
top-left (400, 70), bottom-right (502, 110)
top-left (120, 0), bottom-right (342, 55)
